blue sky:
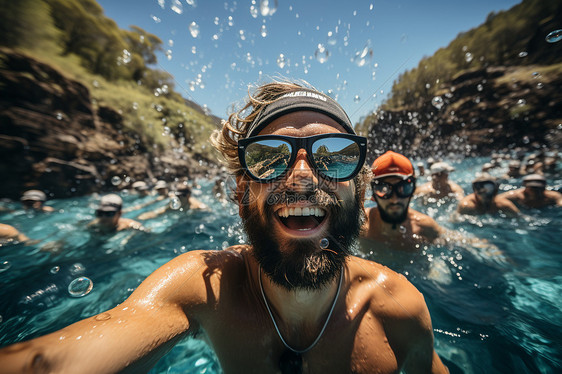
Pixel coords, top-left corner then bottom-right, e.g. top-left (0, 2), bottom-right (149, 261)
top-left (96, 0), bottom-right (521, 123)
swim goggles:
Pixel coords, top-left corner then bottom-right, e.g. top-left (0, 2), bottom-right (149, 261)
top-left (371, 176), bottom-right (416, 199)
top-left (472, 181), bottom-right (496, 195)
top-left (95, 210), bottom-right (118, 218)
top-left (238, 134), bottom-right (367, 182)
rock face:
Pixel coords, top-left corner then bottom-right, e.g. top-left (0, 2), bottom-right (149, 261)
top-left (0, 49), bottom-right (217, 200)
top-left (365, 66), bottom-right (562, 162)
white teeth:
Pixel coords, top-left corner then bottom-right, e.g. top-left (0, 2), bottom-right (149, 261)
top-left (277, 206), bottom-right (326, 218)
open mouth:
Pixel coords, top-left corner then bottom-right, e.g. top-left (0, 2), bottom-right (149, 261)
top-left (275, 206), bottom-right (328, 236)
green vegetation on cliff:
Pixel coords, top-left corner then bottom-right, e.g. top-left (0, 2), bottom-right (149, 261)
top-left (0, 0), bottom-right (218, 159)
top-left (381, 0), bottom-right (562, 111)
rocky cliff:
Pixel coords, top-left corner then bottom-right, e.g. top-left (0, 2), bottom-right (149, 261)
top-left (0, 49), bottom-right (219, 200)
top-left (364, 65), bottom-right (562, 162)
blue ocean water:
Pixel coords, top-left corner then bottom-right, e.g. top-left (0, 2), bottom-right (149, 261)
top-left (0, 157), bottom-right (560, 373)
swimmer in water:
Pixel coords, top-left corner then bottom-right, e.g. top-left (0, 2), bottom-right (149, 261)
top-left (414, 161), bottom-right (464, 204)
top-left (0, 223), bottom-right (30, 243)
top-left (361, 151), bottom-right (448, 252)
top-left (137, 183), bottom-right (207, 220)
top-left (20, 190), bottom-right (55, 213)
top-left (457, 174), bottom-right (520, 217)
top-left (88, 194), bottom-right (145, 232)
top-left (0, 81), bottom-right (447, 374)
top-left (498, 174), bottom-right (562, 209)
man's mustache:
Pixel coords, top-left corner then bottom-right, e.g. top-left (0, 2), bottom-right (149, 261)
top-left (265, 188), bottom-right (340, 208)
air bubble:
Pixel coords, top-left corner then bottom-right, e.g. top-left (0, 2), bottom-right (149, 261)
top-left (260, 24), bottom-right (267, 37)
top-left (195, 224), bottom-right (205, 234)
top-left (171, 0), bottom-right (183, 14)
top-left (319, 238), bottom-right (329, 249)
top-left (399, 226), bottom-right (407, 234)
top-left (353, 95), bottom-right (360, 103)
top-left (68, 277), bottom-right (93, 297)
top-left (464, 52), bottom-right (473, 63)
top-left (70, 263), bottom-right (85, 275)
top-left (50, 266), bottom-right (60, 274)
top-left (518, 51), bottom-right (528, 58)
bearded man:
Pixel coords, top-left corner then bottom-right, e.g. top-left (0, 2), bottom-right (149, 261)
top-left (0, 82), bottom-right (448, 374)
top-left (361, 151), bottom-right (447, 252)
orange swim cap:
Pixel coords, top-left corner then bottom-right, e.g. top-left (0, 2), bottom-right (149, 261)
top-left (371, 151), bottom-right (414, 179)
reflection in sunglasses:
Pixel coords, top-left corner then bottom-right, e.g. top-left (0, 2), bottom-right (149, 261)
top-left (239, 134), bottom-right (366, 183)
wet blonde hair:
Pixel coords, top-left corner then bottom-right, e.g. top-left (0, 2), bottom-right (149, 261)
top-left (210, 79), bottom-right (315, 176)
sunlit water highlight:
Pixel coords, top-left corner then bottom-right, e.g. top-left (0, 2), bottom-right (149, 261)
top-left (0, 157), bottom-right (560, 373)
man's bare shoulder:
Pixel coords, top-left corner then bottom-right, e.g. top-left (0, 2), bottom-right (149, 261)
top-left (347, 256), bottom-right (426, 318)
top-left (409, 208), bottom-right (439, 228)
top-left (130, 247), bottom-right (251, 308)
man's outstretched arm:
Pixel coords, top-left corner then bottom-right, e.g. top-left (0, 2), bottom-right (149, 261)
top-left (0, 251), bottom-right (208, 374)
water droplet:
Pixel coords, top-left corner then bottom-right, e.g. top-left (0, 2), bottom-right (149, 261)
top-left (464, 52), bottom-right (473, 63)
top-left (68, 277), bottom-right (93, 297)
top-left (399, 226), bottom-right (407, 234)
top-left (94, 312), bottom-right (111, 321)
top-left (517, 99), bottom-right (526, 106)
top-left (319, 238), bottom-right (329, 249)
top-left (477, 84), bottom-right (483, 91)
top-left (352, 44), bottom-right (372, 67)
top-left (250, 5), bottom-right (258, 18)
top-left (70, 263), bottom-right (85, 275)
top-left (195, 224), bottom-right (205, 234)
top-left (276, 54), bottom-right (286, 69)
top-left (50, 266), bottom-right (60, 274)
top-left (259, 0), bottom-right (277, 16)
top-left (151, 15), bottom-right (161, 24)
top-left (171, 0), bottom-right (183, 14)
top-left (518, 51), bottom-right (528, 58)
top-left (0, 260), bottom-right (11, 273)
top-left (189, 22), bottom-right (200, 38)
top-left (536, 82), bottom-right (543, 89)
top-left (327, 30), bottom-right (337, 46)
top-left (195, 358), bottom-right (209, 366)
top-left (545, 29), bottom-right (562, 43)
top-left (353, 95), bottom-right (361, 103)
top-left (165, 50), bottom-right (172, 61)
top-left (314, 44), bottom-right (329, 64)
top-left (186, 0), bottom-right (196, 6)
top-left (260, 24), bottom-right (267, 37)
top-left (111, 176), bottom-right (122, 186)
top-left (169, 196), bottom-right (181, 210)
top-left (431, 96), bottom-right (444, 110)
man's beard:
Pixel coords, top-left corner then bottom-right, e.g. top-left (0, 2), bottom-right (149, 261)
top-left (377, 200), bottom-right (409, 228)
top-left (241, 187), bottom-right (362, 291)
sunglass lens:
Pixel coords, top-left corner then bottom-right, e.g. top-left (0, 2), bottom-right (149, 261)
top-left (373, 183), bottom-right (392, 199)
top-left (244, 140), bottom-right (292, 180)
top-left (397, 180), bottom-right (415, 197)
top-left (312, 138), bottom-right (360, 180)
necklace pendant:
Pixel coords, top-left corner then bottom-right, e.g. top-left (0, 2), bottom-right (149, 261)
top-left (279, 349), bottom-right (303, 374)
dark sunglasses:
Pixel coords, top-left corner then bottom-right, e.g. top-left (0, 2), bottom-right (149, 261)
top-left (472, 181), bottom-right (496, 195)
top-left (238, 134), bottom-right (367, 182)
top-left (371, 177), bottom-right (416, 199)
top-left (95, 210), bottom-right (117, 218)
